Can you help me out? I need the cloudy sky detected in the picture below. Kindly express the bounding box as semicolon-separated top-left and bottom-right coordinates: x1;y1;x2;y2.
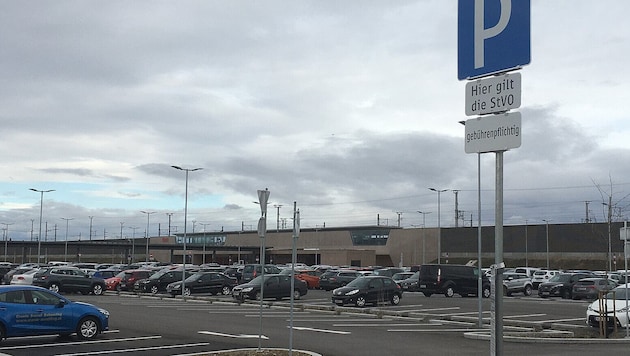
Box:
1;1;629;241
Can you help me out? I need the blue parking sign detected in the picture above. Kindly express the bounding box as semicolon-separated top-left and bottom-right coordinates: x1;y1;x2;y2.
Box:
458;0;531;80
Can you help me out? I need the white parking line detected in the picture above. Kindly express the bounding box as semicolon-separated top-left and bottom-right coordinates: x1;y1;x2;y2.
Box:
290;326;351;334
198;331;269;339
0;335;161;350
56;342;210;356
504;313;547;319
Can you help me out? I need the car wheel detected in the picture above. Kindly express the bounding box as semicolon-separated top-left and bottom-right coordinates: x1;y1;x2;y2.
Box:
0;324;5;342
221;286;231;295
503;286;508;296
355;296;367;307
184;288;191;296
423;292;432;297
524;285;532;296
115;284;121;292
482;286;491;298
444;286;455;298
150;285;159;294
255;292;262;300
49;283;60;293
391;294;401;306
77;317;100;340
92;284;104;296
293;289;302;300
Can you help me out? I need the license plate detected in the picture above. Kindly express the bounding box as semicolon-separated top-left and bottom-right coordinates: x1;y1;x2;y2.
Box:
541;291;549;295
420;284;426;288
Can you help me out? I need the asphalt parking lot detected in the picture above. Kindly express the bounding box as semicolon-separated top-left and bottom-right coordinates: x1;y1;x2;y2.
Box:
2;288;629;356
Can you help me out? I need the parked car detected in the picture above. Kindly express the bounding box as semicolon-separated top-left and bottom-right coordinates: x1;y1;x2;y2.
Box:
232;274;307;301
105;273;123;291
3;267;35;285
92;269;121;280
10;268;40;285
538;272;593;299
32;267;106;295
279;269;321;289
513;267;540;279
418;264;490;298
502;272;533;296
117;269;154;291
222;266;242;282
134;269;192;294
397;271;420;291
319;270;363;291
0;285;109;340
392;272;415;285
586;284;630;330
531;270;560;289
240;264;282;283
332;275;403;307
166;272;237;296
372;267;405;278
571;278;616;300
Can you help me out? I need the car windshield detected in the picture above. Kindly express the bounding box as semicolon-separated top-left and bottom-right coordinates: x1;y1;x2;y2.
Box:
114;271;126;278
549;274;571;283
149;271;168;280
345;277;370;288
607;288;630;299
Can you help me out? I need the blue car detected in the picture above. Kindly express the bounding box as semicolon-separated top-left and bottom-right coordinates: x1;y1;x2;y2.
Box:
0;285;109;341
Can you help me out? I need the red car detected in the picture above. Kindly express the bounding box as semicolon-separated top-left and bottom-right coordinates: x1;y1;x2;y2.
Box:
280;269;321;289
106;269;153;291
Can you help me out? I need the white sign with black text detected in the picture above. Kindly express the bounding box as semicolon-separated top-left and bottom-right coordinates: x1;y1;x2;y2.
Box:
465;72;521;116
464;112;522;153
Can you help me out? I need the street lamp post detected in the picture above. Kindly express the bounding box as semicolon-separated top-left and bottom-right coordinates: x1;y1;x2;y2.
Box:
543;219;551;269
128;226;139;263
60;218;73;262
172;165;203;299
417;211;431;264
1;223;14;262
140;211;156;262
30;188;55;264
200;223;211;265
429;188;448;264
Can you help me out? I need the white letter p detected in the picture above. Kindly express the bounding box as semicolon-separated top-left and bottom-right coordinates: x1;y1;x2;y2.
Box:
474;0;512;69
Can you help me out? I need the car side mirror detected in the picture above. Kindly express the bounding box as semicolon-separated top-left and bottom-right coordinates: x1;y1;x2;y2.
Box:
57;299;67;308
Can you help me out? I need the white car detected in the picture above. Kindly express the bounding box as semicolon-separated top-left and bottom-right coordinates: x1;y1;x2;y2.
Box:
10;268;39;285
531;270;560;289
586;285;630;329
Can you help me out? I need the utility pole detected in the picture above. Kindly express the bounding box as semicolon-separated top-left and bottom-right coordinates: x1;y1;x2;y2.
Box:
453;190;460;228
274;204;283;232
584;201;591;223
88;216;94;241
166;213;173;236
396;212;403;227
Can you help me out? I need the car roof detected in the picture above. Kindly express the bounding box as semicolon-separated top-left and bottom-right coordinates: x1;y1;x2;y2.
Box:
0;285;55;293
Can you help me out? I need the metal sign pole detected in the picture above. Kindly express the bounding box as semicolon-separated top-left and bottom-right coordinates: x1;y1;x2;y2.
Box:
492;151;504;356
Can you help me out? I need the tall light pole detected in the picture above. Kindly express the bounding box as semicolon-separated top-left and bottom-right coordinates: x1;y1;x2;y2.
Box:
60;218;73;262
140;211;156;262
172;165;203;299
543;219;551;269
274;204;282;232
1;223;14;262
30;188;55;264
429;188;448;264
128;226;139;263
417;211;431;264
199;222;211;265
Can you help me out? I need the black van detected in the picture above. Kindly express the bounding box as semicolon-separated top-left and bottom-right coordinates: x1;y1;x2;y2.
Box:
418;264;490;298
